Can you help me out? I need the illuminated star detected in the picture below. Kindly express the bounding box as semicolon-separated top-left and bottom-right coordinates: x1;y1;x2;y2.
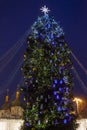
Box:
40;5;50;15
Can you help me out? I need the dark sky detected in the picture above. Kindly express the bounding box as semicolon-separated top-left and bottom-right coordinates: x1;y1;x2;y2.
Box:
0;0;87;104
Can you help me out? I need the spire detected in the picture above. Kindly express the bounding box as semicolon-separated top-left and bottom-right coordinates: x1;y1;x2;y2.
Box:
16;90;20;100
1;89;10;110
5;89;9;103
11;85;22;107
16;85;20;100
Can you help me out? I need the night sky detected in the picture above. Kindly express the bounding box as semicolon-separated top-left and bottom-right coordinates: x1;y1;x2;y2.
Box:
0;0;87;104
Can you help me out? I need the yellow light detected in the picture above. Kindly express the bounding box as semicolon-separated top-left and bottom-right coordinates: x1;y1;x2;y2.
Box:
27;102;30;106
6;95;9;102
24;98;26;101
73;97;82;114
16;91;20;99
73;97;82;104
33;68;37;71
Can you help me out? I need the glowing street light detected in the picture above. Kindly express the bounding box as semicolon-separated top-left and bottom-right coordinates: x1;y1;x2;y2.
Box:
73;97;82;114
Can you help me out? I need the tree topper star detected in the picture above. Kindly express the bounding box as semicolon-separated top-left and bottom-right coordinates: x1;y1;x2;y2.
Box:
40;5;50;15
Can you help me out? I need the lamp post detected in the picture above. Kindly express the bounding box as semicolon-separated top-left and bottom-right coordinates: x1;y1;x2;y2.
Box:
73;97;82;115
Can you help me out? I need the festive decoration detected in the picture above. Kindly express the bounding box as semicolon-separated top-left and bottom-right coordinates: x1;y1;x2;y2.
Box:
21;5;78;130
40;5;50;15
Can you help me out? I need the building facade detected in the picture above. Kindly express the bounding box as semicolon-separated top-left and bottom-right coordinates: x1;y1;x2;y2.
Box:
0;90;24;119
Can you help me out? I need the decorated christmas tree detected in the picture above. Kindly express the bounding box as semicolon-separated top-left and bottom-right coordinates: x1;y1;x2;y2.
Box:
21;6;77;130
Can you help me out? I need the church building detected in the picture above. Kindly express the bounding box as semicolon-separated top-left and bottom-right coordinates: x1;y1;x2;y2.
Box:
0;89;24;119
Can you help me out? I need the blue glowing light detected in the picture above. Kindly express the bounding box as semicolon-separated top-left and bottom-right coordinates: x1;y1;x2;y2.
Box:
64;119;67;124
62;97;65;100
39;111;42;114
57;106;61;111
54;79;58;84
25;122;30;127
62;47;65;51
54;91;57;95
52;41;55;45
69;116;72;121
56;95;60;99
65;113;69;117
51;34;54;39
60;80;63;84
48;24;50;28
59;87;62;91
60;43;62;47
34;30;38;34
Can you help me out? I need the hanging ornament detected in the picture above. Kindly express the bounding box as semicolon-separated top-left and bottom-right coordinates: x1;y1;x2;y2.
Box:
36;80;38;83
59;87;62;92
40;95;43;99
54;79;58;84
45;98;47;103
38;120;41;125
56;95;60;100
45;119;48;123
57;106;61;111
59;79;63;84
40;104;43;110
33;67;37;71
65;113;69;117
57;51;60;55
63;119;67;124
39;111;42;114
50;59;52;63
51;41;55;45
51;52;54;55
54;91;57;95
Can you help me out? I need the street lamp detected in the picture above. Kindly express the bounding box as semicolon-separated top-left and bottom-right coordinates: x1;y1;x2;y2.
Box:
73;97;82;114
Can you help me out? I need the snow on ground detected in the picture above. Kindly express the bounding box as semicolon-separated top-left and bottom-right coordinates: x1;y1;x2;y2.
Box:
0;119;87;130
77;119;87;130
0;119;23;130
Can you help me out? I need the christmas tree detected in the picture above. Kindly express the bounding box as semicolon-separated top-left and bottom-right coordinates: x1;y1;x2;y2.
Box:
21;6;77;130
